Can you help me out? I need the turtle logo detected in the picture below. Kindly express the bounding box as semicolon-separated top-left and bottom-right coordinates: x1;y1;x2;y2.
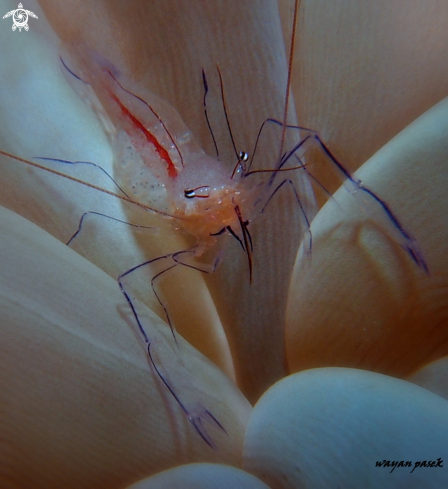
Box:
3;3;38;32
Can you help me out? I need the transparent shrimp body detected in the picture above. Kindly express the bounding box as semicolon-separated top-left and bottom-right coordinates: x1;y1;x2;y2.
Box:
65;45;264;259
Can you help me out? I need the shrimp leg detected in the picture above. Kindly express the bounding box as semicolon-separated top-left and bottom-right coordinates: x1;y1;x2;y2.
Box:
66;211;154;246
68;208;228;447
34;156;130;198
66;207;228;447
118;251;226;448
250;119;428;272
260;178;314;257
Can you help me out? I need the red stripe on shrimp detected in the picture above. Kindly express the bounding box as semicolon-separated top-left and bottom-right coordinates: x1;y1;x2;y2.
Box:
108;90;178;179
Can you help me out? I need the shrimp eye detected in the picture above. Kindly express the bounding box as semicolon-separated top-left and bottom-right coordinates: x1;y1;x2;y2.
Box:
239;151;249;162
184;186;210;199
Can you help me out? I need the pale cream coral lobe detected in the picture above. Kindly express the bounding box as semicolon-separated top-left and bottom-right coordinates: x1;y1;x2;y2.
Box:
242;368;448;489
126;463;271;489
286;97;448;377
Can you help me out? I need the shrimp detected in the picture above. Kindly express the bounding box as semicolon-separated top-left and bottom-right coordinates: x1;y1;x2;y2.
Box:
0;0;428;450
60;45;267;273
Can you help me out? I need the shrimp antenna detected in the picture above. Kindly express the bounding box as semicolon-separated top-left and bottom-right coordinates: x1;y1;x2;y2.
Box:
216;66;239;160
277;0;300;167
202;69;220;159
0;150;178;219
